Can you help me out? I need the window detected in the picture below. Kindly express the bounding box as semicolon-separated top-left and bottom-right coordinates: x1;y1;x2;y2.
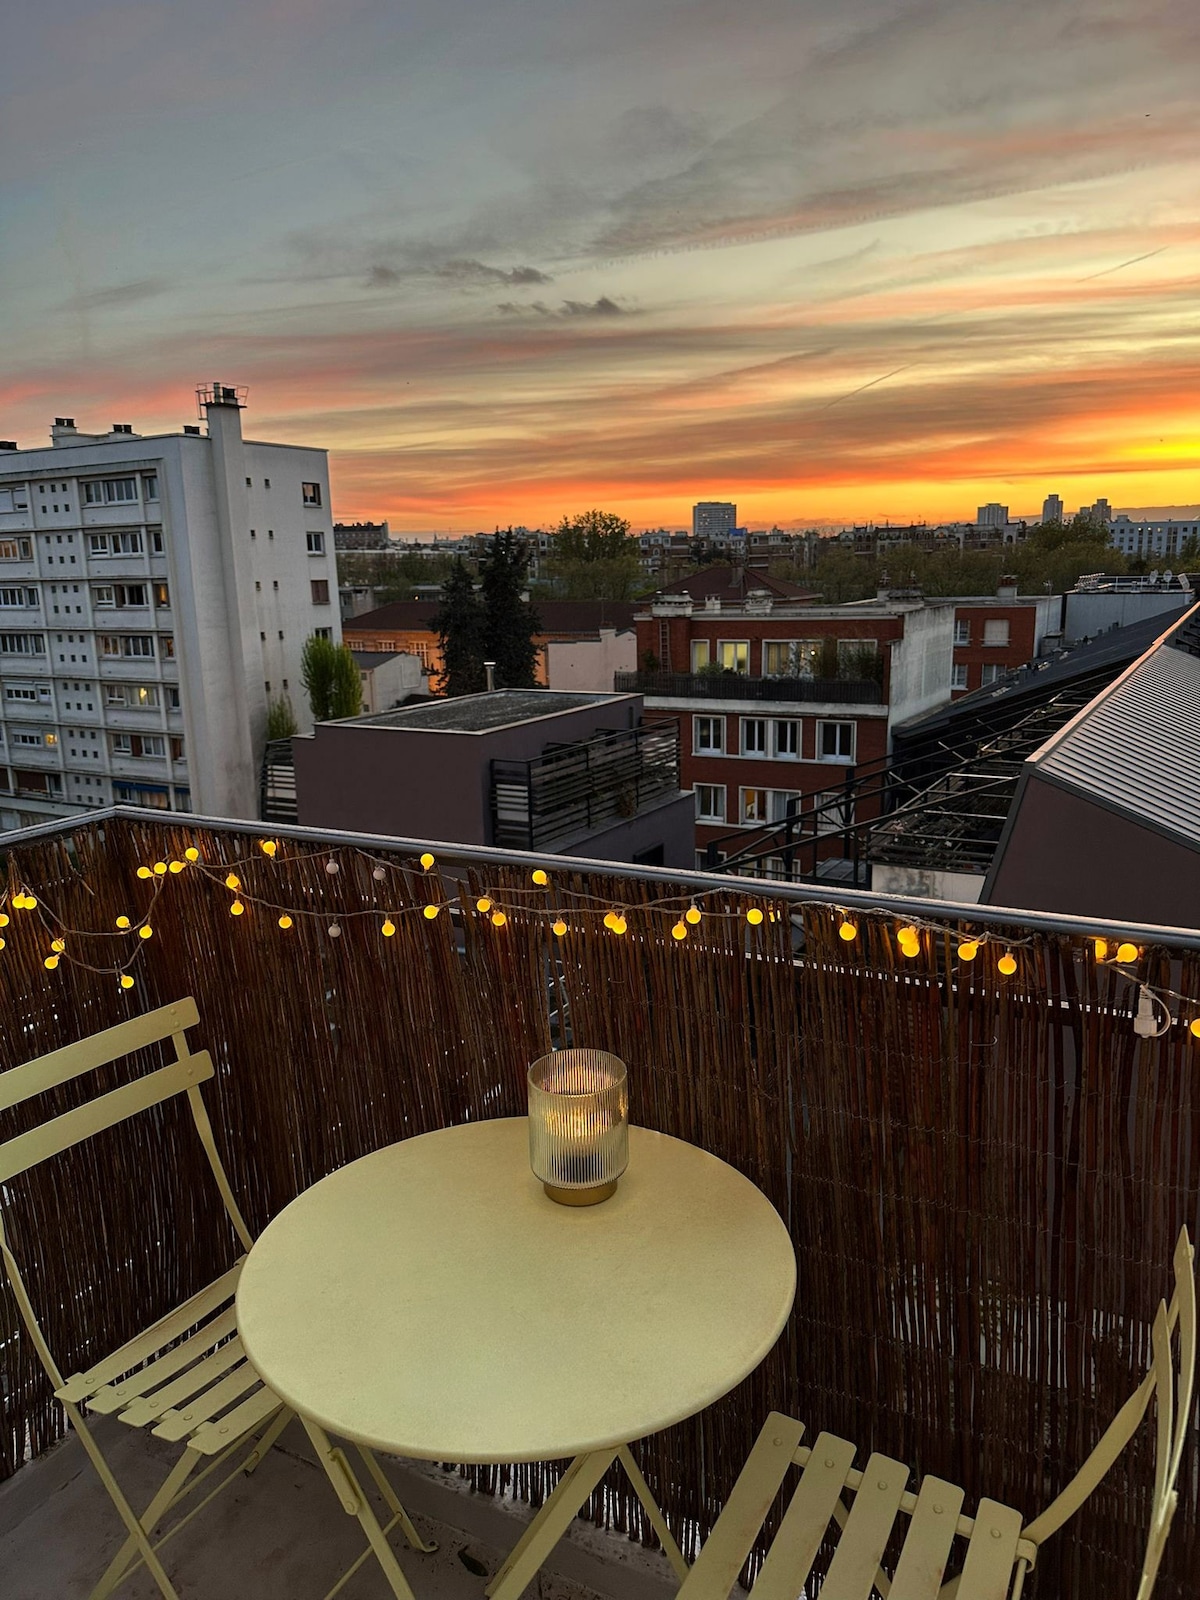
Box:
143;475;159;501
766;789;801;823
0;538;33;561
693;715;724;754
88;530;143;556
170;735;185;761
112;781;170;808
5;685;39;703
954;620;971;646
166;686;180;709
112;733;165;758
695;784;726;821
773;720;799;758
0;632;45;655
306;531;325;554
93;583;147;608
153;583;169;608
0;587;37;607
763;639;822;678
302;482;322;507
981;663;1002;686
100;634;155;658
84;477;138;504
0;488;31;513
741;717;767;755
245;477;253;487
837;638;878;673
161;635;175;659
106;684;159;709
817;720;855;762
310;578;330;605
12;730;44;747
951;663;969;691
716;640;748;673
150;527;164;553
314;626;332;639
983;619;1010;647
741;788;767;823
690;639;711;672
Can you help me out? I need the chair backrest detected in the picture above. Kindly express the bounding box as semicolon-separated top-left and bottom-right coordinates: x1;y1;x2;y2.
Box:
1022;1225;1196;1599
0;999;254;1383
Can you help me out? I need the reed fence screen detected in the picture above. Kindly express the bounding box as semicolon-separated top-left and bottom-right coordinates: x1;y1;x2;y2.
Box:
1;812;1197;1598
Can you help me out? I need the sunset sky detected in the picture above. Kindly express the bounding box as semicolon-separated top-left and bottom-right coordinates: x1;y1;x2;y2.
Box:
3;0;1200;531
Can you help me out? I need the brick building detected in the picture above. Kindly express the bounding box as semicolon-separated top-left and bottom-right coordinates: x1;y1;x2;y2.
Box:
947;587;1059;697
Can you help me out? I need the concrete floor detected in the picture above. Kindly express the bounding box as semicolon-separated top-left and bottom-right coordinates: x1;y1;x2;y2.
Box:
0;1418;681;1600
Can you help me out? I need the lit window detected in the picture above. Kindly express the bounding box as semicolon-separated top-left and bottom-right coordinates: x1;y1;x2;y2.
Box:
764;640;821;678
302;482;322;507
741;788;767;823
690;639;711;672
716;640;748;673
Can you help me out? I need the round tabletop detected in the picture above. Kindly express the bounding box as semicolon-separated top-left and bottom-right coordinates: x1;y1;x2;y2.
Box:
236;1118;796;1464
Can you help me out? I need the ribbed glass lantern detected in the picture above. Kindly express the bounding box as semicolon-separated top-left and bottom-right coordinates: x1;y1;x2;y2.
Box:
528;1049;629;1206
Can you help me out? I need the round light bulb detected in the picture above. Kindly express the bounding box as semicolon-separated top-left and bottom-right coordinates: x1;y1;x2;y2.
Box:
476;897;493;913
136;867;152;880
184;846;200;863
372;866;386;882
168;860;184;874
1116;941;1139;963
152;862;166;876
603;911;618;930
838;920;858;941
420;852;435;870
532;869;549;886
51;938;65;953
260;840;277;856
672;921;687;940
551;918;567;937
958;940;979;961
230;900;245;916
1093;937;1108;961
0;937;5;950
747;908;765;926
491;910;507;927
120;974;135;990
381;919;396;937
278;914;293;930
328;922;341;937
44;955;59;971
1190;1018;1200;1039
423;904;440;920
139;925;153;940
898;925;918;944
23;895;37;910
685;906;702;925
116;915;131;929
225;873;240;891
998;953;1017;976
325;859;340;875
0;913;8;927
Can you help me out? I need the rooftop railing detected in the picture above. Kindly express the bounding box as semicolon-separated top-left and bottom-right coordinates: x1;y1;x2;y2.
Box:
1;806;1198;1597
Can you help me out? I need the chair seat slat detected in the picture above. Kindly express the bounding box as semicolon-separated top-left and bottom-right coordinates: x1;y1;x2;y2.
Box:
956;1500;1024;1600
0;1000;200;1110
56;1261;243;1402
751;1432;858;1600
117;1336;248;1427
888;1476;966;1600
677;1412;806;1597
151;1363;263;1442
88;1307;239;1413
821;1451;909;1600
188;1387;285;1458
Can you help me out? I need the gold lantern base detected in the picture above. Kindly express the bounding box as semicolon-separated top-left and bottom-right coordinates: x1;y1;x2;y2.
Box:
543;1179;618;1207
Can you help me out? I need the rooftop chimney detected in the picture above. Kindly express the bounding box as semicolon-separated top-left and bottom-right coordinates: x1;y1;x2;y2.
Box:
0;441;16;452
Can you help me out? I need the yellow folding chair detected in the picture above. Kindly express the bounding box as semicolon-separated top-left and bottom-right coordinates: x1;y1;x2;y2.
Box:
2;998;318;1597
678;1227;1195;1600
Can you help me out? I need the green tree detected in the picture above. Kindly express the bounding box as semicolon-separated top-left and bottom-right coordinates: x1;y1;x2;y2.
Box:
543;509;640;601
810;545;880;604
301;635;364;722
265;694;298;740
480;529;542;688
430;559;487;696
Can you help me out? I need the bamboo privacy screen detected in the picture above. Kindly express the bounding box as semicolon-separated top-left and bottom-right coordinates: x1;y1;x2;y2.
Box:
0;813;1197;1598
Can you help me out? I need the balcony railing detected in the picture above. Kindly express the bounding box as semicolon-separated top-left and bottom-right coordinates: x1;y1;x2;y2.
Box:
0;806;1198;1598
614;670;884;704
491;723;680;850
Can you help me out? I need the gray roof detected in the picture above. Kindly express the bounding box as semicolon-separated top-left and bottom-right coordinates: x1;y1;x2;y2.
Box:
1030;607;1200;847
345;689;629;733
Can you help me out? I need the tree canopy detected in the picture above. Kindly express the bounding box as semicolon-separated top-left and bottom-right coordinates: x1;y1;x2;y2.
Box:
430;558;487;696
301;635;363;722
432;535;543;694
543;509;642;600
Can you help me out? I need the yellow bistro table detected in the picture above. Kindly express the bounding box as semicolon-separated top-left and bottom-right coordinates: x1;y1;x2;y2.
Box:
236;1118;797;1600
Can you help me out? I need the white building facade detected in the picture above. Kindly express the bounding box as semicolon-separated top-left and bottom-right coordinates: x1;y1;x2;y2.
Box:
1108;515;1200;561
0;385;337;831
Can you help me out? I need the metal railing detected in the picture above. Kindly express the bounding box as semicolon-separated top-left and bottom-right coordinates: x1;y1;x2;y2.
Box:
614;671;884;705
491;723;680;851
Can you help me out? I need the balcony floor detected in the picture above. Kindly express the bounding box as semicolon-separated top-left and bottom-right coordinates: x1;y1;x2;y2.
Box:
0;1419;679;1600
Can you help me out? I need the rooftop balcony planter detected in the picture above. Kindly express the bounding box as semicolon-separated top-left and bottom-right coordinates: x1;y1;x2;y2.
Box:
615;670;884;704
0;807;1197;1597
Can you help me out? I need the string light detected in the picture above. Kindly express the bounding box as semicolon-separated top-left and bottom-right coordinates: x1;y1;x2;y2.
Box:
50;938;65;953
168;860;185;874
956;939;979;961
230;900;245;917
1093;938;1108;961
0;913;8;927
1191;1019;1200;1039
44;955;59;971
325;859;340;876
423;904;440;920
328;923;342;938
381;918;396;937
139;925;153;940
115;915;131;929
184;847;200;863
491;910;508;927
672;921;687;940
1116;941;1139;964
372;866;386;882
420;853;435;870
260;840;278;857
997;952;1017;976
552;918;567;937
136;867;152;881
153;862;168;876
897;925;920;957
278;914;293;930
685;906;702;925
746;908;765;926
532;869;549;886
23;895;38;909
120;974;135;990
838;917;858;942
603;911;619;931
476;897;493;913
612;915;627;935
225;873;241;891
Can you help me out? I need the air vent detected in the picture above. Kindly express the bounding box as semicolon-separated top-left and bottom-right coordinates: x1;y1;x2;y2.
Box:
111;423;133;434
183;425;201;436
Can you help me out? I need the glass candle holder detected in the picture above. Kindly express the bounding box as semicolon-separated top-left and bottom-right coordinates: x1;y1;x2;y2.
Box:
528;1049;629;1206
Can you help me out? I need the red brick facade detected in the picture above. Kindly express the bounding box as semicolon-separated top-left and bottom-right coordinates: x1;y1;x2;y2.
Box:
950;603;1041;698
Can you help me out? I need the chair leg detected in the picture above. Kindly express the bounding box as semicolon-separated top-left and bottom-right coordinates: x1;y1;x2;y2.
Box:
354;1445;438;1552
89;1447;202;1600
301;1418;420;1600
63;1404;184;1600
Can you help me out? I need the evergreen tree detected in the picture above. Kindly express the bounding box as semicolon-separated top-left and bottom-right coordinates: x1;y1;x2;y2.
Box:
480;529;542;688
431;559;486;696
301;635;364;721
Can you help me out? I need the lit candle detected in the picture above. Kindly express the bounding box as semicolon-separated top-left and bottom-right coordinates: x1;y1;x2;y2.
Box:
528;1049;629;1206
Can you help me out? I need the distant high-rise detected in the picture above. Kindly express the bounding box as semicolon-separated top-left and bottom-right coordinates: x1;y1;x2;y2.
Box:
1090;497;1112;524
977;502;1009;528
693;501;737;540
1042;493;1064;524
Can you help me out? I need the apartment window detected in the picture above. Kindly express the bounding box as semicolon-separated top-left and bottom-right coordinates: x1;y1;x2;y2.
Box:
314;626;332;639
837;638;878;672
306;531;325;554
112;733;165;758
763;639;821;678
0;632;45;655
983;619;1010;647
170;736;185;761
741;717;767;755
5;685;39;703
143;475;159;501
716;640;748;673
12;731;44;747
817;720;855;762
88;530;143;556
92;583;147;608
0;488;31;514
310;579;330;605
154;583;170;608
766;789;801;823
951;663;969;691
690;639;711;672
0;538;33;561
166;686;181;710
954;620;971;646
302;482;322;507
83;477;138;504
100;634;154;658
773;720;799;758
150;527;164;553
0;587;37;607
112;782;170;809
246;477;253;487
741;788;767;824
693;715;724;754
980;663;1002;686
695;784;726;822
161;635;175;659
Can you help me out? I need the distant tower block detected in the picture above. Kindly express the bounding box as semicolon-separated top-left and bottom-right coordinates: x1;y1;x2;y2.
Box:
976;502;1009;528
693;501;737;539
1042;493;1064;524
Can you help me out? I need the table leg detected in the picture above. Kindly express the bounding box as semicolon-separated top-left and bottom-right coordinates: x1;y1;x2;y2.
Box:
301;1419;420;1600
616;1445;689;1582
485;1449;618;1600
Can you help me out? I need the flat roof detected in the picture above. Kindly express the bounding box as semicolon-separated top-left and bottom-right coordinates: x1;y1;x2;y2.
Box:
343;690;629;733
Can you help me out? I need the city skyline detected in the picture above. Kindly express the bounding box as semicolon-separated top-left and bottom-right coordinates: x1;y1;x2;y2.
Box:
4;0;1200;532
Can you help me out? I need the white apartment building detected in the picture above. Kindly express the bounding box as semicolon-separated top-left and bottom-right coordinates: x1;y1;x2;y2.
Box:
0;384;337;831
692;502;738;540
1108;515;1200;561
